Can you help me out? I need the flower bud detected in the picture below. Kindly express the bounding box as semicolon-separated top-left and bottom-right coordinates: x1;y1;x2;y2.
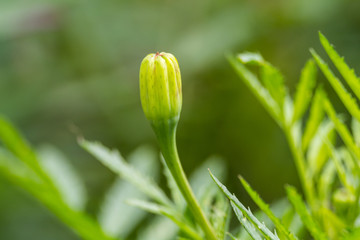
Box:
139;52;182;123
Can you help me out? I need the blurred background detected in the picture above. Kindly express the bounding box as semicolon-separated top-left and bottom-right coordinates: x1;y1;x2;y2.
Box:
0;0;360;239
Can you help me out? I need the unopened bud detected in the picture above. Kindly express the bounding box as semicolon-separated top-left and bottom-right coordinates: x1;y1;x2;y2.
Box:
139;52;182;123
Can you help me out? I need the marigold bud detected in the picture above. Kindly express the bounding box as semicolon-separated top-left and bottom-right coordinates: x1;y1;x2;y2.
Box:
139;52;182;123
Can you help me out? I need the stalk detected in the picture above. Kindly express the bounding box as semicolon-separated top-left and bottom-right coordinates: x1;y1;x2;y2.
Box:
153;118;218;240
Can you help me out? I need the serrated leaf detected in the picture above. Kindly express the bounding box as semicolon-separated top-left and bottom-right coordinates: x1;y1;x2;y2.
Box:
79;138;171;207
228;55;281;124
99;146;158;238
127;199;202;240
319;32;360;100
323;99;360;163
260;63;287;108
302;88;325;151
293;59;317;123
238;52;287;109
239;176;298;240
210;171;280;240
311;49;360;122
231;201;263;240
285;185;327;240
37;144;87;211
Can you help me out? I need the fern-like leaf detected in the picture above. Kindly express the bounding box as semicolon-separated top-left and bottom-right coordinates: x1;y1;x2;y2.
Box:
239;176;298;240
285;185;327;240
319;32;360;100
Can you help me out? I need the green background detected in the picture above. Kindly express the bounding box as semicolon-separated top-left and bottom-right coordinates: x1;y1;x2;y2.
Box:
0;0;359;239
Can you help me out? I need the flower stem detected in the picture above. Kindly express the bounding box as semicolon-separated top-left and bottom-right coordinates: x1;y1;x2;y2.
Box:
152;118;218;240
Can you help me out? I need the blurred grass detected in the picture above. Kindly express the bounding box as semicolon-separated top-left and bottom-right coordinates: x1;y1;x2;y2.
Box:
0;0;360;239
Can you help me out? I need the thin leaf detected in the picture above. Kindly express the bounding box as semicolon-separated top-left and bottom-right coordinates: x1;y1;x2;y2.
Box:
325;142;356;194
127;199;202;240
37;144;87;211
293;59;317;123
319;32;360;100
311;49;360;122
210;171;280;240
228;55;281;124
318;161;337;205
352;117;360;147
239;176;298;240
285;185;327;240
323;99;360;163
79;138;172;206
307;119;334;176
99;146;158;238
302;88;325;151
231;201;263;240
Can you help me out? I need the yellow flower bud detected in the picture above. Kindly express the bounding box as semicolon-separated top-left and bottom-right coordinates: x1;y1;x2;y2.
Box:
139;52;182;123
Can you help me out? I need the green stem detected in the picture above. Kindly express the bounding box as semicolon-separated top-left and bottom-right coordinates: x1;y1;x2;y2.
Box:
152;119;218;240
284;126;316;210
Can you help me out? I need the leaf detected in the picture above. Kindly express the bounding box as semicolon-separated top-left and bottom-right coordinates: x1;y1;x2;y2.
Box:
210;171;280;240
210;192;230;240
293;59;317;123
323;98;360;163
127;199;202;240
190;156;227;206
228;54;282;124
318;161;337;204
302;88;326;151
285;185;327;240
0;150;115;240
325;142;356;194
239;176;298;240
231;201;263;240
99;146;158;238
237;52;265;64
311;49;360;122
307;119;334;176
0;116;51;184
260;63;287;108
79;138;172;206
137;216;178;240
319;207;348;239
238;52;287;109
352;117;360;147
37;144;87;211
319;32;360;101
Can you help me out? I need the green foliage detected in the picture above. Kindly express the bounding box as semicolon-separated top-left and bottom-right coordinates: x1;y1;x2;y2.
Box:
225;33;360;240
2;32;360;240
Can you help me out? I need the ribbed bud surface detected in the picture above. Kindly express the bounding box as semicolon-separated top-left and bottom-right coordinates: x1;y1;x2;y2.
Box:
140;52;182;122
